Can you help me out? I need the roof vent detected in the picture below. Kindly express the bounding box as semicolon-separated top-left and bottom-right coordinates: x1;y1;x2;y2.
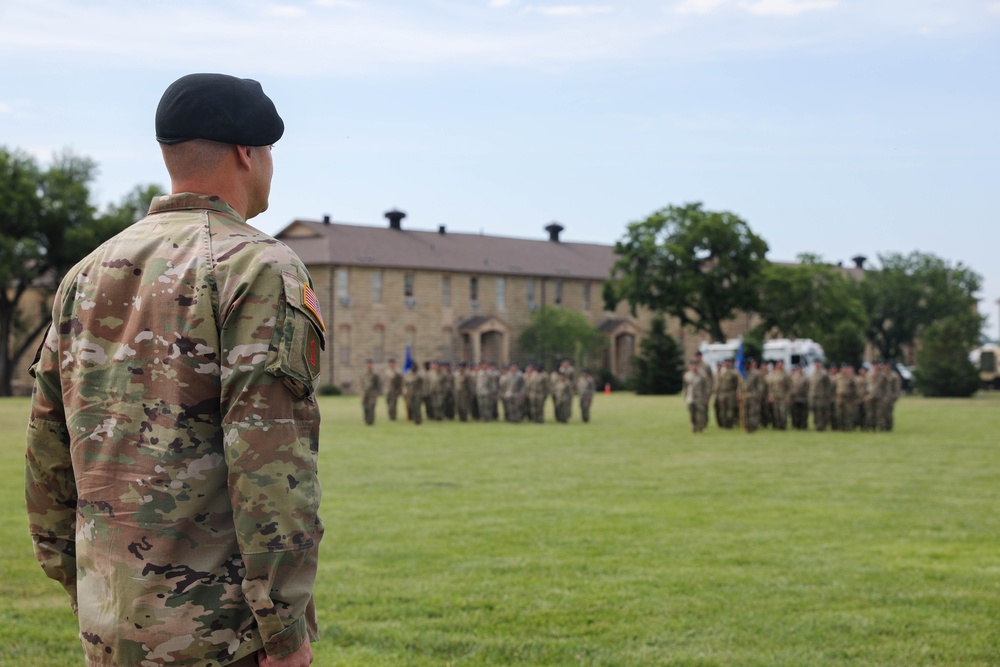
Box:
851;254;867;270
323;214;331;224
438;225;446;235
385;208;407;231
545;222;564;243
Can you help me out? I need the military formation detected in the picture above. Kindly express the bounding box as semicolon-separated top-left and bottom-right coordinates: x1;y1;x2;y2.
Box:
360;358;597;425
686;355;903;434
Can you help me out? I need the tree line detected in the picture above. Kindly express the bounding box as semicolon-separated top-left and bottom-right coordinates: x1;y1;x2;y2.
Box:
0;146;163;395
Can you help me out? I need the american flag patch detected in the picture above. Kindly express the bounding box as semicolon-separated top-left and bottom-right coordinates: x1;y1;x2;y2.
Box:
303;283;326;331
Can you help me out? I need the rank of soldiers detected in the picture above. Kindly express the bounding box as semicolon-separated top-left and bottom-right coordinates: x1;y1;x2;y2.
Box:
684;354;903;434
359;358;597;425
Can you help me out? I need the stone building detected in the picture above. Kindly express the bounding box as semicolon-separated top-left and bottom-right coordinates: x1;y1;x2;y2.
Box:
275;210;658;393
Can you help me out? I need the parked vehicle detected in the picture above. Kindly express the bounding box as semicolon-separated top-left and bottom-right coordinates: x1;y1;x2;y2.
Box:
699;338;826;376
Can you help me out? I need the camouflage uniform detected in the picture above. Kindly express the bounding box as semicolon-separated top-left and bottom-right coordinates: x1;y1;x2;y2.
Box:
808;364;832;431
576;372;596;423
383;364;403;421
403;367;423;425
742;364;764;433
766;364;792;430
683;365;709;432
789;368;810;430
715;364;740;429
476;366;493;423
359;365;381;425
552;372;573;423
882;365;902;431
25;193;324;667
526;367;548;423
453;365;473;422
835;368;859;431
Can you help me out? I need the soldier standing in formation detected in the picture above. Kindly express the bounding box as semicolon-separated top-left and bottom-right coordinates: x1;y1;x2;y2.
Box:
577;368;596;423
454;361;473;422
835;365;859;431
715;358;740;428
403;363;424;425
808;359;832;431
525;363;548;423
683;359;709;433
742;358;764;432
383;357;403;421
359;358;381;426
552;370;573;423
789;365;810;430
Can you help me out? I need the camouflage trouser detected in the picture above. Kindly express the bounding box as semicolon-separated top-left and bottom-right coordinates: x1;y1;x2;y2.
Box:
743;397;761;432
717;394;737;428
688;402;707;432
386;390;400;420
456;393;470;422
836;399;856;431
478;393;493;422
791;402;809;430
555;398;571;423
579;395;592;423
878;399;894;431
407;394;423;424
530;396;546;423
811;401;830;431
770;401;788;430
864;398;878;430
363;398;376;425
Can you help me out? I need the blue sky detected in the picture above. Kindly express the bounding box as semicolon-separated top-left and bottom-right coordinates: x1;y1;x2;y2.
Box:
3;0;998;338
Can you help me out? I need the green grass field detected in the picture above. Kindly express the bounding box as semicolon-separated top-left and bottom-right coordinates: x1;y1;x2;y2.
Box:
2;392;998;666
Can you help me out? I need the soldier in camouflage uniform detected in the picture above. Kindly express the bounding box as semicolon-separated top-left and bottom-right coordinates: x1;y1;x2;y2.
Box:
835;365;859;431
766;359;792;430
403;363;424;425
577;368;596;423
808;360;832;431
453;362;473;422
359;358;381;425
383;358;403;421
741;358;764;433
715;359;740;429
683;359;709;433
525;364;548;423
442;363;456;420
880;361;902;431
476;362;493;423
25;74;321;667
789;365;810;430
552;371;573;423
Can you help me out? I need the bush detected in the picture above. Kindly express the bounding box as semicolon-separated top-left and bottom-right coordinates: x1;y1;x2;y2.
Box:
629;314;684;395
318;384;342;396
913;319;980;397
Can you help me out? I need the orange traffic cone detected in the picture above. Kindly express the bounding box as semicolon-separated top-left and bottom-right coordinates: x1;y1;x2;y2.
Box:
604;382;611;394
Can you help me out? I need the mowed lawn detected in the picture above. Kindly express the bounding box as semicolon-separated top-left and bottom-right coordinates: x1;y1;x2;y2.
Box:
1;392;998;666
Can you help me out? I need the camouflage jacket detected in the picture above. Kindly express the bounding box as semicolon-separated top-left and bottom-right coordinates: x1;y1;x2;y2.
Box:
25;193;325;667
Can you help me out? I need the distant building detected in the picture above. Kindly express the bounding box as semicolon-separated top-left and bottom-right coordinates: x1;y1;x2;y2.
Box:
275;211;657;393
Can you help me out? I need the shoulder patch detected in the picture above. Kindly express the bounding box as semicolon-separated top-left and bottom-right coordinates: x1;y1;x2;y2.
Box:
303;283;325;331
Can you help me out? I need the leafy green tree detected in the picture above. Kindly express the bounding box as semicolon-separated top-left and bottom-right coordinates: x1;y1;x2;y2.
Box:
603;202;769;342
519;306;606;371
858;252;982;362
913;319;980;397
822;320;866;367
755;255;866;344
629;314;684;395
0;145;163;395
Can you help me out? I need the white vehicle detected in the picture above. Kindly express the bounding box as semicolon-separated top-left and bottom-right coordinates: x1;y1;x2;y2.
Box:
699;338;826;376
970;344;1000;389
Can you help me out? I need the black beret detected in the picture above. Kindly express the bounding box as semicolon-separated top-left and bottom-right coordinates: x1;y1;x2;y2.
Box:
156;73;284;146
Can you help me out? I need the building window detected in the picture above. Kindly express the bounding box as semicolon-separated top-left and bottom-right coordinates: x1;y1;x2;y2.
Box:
404;272;414;298
583;282;591;311
442;275;451;307
554;280;563;305
338;325;351;365
336;268;349;305
373;325;385;363
373;271;382;304
496;277;506;310
527;279;536;310
470;276;479;305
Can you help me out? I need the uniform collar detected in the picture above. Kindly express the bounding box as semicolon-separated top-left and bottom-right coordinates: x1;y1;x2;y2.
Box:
147;192;243;220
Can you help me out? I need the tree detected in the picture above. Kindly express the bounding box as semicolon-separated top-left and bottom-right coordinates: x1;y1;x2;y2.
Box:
629;314;684;395
519;306;607;371
822;320;866;367
857;252;983;362
603;202;769;342
0;145;164;395
755;255;866;344
913;319;980;397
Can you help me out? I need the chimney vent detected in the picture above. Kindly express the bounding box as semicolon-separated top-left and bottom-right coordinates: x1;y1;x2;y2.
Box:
439;225;446;235
545;222;564;243
851;254;867;270
385;208;406;230
323;214;331;225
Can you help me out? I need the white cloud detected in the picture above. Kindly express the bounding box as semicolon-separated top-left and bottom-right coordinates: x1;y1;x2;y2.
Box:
741;0;838;17
265;4;308;18
987;2;1000;16
489;0;513;7
0;101;12;114
530;4;615;17
675;0;731;15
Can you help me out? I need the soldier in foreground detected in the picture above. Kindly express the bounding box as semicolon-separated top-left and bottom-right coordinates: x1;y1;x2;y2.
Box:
683;358;709;433
25;74;321;666
577;368;596;423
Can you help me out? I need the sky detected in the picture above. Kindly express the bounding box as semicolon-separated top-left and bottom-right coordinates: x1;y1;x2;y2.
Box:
2;0;998;339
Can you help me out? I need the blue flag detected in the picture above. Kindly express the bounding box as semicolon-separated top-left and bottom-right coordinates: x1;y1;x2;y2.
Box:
735;339;746;378
403;345;414;373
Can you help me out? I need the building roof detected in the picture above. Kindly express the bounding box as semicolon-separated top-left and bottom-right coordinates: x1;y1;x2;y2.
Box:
275;219;616;280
